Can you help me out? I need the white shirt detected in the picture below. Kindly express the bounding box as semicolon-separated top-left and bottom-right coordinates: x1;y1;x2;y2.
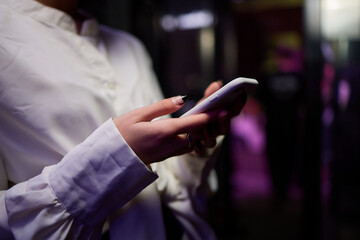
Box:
0;0;217;239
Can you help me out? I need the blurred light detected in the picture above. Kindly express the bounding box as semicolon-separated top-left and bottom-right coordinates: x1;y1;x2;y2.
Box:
199;28;215;83
321;0;360;39
160;10;214;32
200;28;215;49
160;15;177;32
324;0;341;10
178;11;213;30
338;79;350;111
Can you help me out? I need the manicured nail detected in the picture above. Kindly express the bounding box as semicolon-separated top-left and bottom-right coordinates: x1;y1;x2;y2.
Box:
173;94;192;105
181;94;192;103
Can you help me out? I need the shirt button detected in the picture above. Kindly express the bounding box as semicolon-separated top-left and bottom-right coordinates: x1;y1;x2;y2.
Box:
107;82;116;89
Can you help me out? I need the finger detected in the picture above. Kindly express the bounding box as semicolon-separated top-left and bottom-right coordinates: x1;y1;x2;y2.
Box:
200;80;223;102
182;129;204;140
167;134;195;157
203;124;217;148
133;96;188;122
217;110;231;135
170;111;218;135
171;145;194;157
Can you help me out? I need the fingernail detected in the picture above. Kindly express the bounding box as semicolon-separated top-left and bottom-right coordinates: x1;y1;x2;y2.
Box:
181;94;192;103
173;94;192;105
216;80;224;88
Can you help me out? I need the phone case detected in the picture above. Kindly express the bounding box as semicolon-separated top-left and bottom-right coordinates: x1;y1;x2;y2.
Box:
181;77;258;117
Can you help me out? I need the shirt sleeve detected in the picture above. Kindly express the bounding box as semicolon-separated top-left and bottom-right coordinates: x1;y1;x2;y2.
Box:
1;119;158;240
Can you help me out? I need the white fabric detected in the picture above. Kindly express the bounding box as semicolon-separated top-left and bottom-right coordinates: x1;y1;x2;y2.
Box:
0;0;217;239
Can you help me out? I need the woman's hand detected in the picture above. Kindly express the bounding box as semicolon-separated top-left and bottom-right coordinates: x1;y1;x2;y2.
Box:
113;96;216;165
193;81;247;153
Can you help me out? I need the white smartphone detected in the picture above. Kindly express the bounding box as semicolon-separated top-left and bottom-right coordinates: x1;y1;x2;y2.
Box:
180;77;258;117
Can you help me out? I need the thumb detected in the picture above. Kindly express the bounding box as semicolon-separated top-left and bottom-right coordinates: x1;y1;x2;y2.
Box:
134;95;190;122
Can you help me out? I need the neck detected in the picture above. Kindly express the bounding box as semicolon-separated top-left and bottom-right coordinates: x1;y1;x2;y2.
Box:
35;0;79;18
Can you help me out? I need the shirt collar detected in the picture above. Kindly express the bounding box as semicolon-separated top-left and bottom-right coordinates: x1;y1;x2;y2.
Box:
3;0;99;37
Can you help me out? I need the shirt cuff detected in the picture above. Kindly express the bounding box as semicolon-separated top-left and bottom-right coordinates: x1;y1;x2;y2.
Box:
49;118;158;227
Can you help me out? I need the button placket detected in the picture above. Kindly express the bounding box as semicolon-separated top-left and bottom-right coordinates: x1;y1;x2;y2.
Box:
78;39;119;100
